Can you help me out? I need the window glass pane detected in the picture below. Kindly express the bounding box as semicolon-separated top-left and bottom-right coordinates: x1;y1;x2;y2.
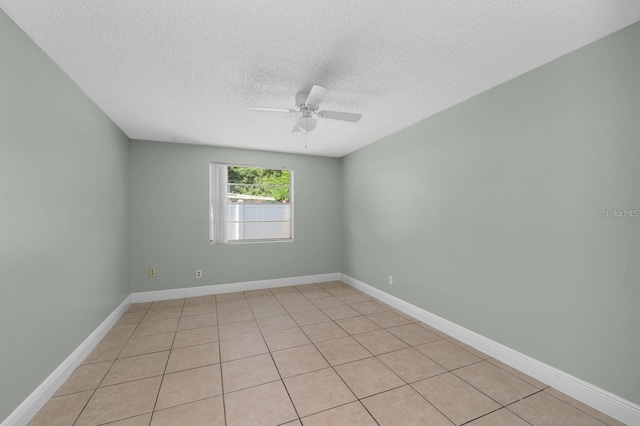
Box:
228;204;291;222
214;165;292;242
227;167;291;203
228;221;291;240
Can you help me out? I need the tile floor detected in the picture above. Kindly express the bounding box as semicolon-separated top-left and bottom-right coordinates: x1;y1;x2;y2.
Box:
29;281;625;426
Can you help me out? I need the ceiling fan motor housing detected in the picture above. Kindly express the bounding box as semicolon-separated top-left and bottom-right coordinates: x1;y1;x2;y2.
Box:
295;91;311;110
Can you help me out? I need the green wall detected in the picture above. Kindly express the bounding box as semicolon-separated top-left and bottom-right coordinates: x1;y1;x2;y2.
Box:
130;140;342;292
2;3;638;420
0;10;131;420
341;22;640;404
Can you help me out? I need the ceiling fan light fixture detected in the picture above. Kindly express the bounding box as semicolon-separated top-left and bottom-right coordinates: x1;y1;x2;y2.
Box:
296;115;317;132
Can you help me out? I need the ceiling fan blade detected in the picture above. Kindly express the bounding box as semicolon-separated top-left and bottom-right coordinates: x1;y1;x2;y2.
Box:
317;110;362;122
304;85;329;109
248;107;293;113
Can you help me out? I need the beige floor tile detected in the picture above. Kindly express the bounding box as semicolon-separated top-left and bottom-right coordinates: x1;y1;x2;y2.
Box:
321;304;360;320
225;380;297;425
244;289;274;298
301;321;348;342
351;301;389;315
311;296;345;309
338;293;370;304
28;390;93;426
367;311;412;328
418;322;451;338
37;286;620;426
120;332;175;358
217;307;254;324
276;293;309;304
181;302;216;317
102;351;169;386
315;336;372;366
132;317;179;338
216;291;246;302
263;327;311;351
83;339;127;364
283;300;318;314
105;413;152;425
299;289;331;300
290;309;331;326
217;299;249;312
156;365;222;410
448;338;490;359
256;314;298;332
218;319;260;340
353;329;409;355
326;287;355;296
316;280;344;289
509;391;607;426
172;326;218;348
466;408;530;426
116;311;145;326
413;372;500;425
284;368;356;417
150;396;224;426
166;342;220;373
272;344;330;378
102;323;137;342
247;294;280;305
151;299;185;309
392;308;420;322
377;347;446;383
415;339;482;370
270;286;300;294
301;401;378;426
251;304;288;318
142;307;183;322
335;316;381;335
454;361;538;405
183;294;216;306
75;377;161;425
387;323;442;345
252;297;287;306
544;388;626;426
294;283;322;291
177;312;217;330
219;334;268;362
362;385;454;426
54;361;111;396
335;357;404;398
222;353;280;392
126;302;152;313
487;358;547;389
276;293;307;304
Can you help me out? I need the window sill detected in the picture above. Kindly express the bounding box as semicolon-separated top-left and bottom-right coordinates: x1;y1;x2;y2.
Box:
210;238;294;245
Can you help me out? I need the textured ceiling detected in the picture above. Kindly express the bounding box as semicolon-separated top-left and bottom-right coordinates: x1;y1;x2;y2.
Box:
2;1;640;157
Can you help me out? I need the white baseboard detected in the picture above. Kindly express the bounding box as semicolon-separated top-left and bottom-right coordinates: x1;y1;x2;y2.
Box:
5;273;340;425
341;274;640;426
2;296;131;426
9;273;637;426
130;272;341;303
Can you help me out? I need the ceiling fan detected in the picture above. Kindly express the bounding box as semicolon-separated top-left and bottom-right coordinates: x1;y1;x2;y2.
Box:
248;85;362;132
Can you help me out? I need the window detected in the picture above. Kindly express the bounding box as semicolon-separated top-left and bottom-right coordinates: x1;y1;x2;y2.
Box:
210;163;293;243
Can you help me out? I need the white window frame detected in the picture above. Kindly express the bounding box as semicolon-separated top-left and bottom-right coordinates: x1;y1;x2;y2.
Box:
209;163;294;244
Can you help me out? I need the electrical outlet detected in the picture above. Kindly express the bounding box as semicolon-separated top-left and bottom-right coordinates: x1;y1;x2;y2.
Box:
196;270;202;279
149;268;156;277
364;267;368;275
388;275;393;286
